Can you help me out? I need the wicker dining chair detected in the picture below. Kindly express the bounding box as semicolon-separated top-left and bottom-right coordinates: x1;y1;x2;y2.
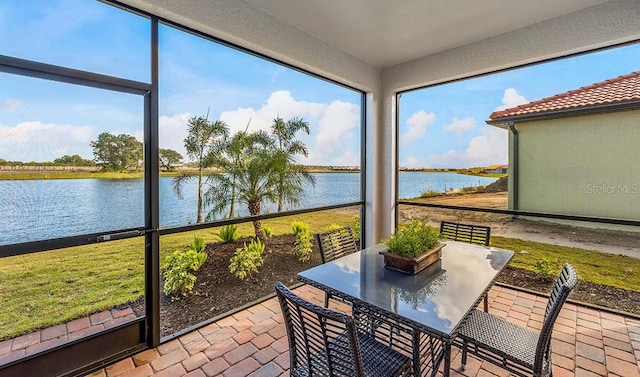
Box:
454;263;578;377
440;221;492;311
439;221;491;246
275;282;413;377
315;226;358;307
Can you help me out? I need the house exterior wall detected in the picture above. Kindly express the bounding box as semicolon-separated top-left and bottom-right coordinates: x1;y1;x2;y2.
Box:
514;110;640;221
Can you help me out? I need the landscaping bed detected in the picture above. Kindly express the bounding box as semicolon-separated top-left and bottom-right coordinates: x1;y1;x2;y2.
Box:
130;234;640;338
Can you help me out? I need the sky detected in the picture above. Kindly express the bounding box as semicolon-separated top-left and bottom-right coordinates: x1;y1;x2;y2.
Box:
1;0;639;169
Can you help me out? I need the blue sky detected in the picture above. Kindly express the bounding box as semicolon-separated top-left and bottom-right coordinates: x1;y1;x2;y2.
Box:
1;0;639;168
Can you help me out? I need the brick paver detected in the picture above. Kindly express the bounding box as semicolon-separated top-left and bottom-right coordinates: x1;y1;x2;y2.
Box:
5;284;639;377
93;285;639;376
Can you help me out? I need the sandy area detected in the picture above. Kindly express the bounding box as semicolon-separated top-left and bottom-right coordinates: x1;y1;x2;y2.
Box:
397;192;640;259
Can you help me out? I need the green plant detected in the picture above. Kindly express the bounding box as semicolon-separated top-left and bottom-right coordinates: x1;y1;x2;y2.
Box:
534;258;559;277
216;224;240;242
262;225;274;238
324;223;342;232
352;215;361;241
162;249;207;297
190;236;206;253
229;238;265;280
292;221;313;262
419;189;441;198
383;220;441;258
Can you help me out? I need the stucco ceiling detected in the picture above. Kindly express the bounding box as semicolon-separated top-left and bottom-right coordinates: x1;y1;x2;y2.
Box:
243;0;610;68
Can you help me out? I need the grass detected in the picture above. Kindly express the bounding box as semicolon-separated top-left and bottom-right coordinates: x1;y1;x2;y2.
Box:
0;210;358;339
491;236;640;291
2;214;637;340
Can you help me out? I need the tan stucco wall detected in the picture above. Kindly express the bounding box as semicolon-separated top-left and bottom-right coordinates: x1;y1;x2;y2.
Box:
514;110;640;221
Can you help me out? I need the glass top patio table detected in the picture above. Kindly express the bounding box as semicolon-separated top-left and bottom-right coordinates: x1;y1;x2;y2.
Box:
297;240;514;376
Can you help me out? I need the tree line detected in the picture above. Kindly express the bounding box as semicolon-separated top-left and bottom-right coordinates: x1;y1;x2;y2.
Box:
90;133;184;172
1;137;183;172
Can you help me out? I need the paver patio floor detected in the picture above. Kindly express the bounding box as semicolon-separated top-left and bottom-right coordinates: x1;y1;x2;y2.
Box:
84;284;640;377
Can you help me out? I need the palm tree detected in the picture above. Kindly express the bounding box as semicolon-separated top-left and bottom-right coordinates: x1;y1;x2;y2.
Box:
270;116;316;212
172;115;229;223
209;119;255;218
204;130;278;240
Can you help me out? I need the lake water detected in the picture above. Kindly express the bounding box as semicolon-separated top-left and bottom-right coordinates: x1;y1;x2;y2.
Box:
0;172;496;245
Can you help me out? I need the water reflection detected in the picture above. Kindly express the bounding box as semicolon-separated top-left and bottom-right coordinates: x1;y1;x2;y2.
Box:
430;249;503;325
299;242;513;335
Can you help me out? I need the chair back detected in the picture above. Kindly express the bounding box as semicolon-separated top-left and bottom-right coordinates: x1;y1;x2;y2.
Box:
315;226;358;263
439;221;491;246
275;282;365;377
534;263;578;375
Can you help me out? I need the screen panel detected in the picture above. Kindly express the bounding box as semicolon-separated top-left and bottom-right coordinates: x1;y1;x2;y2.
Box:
158;23;362;227
0;73;145;245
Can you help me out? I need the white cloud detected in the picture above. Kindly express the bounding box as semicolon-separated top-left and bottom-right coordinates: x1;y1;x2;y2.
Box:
332;150;360;166
0;121;95;162
402;155;430;169
315;100;359;156
219;90;326;135
219;91;359;166
494;88;528;111
0;100;21;111
426;126;508;168
443;117;475;134
401;110;435;145
159;112;192;158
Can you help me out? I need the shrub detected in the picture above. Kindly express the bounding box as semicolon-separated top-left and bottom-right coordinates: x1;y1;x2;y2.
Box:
162;248;207;297
383;220;440;258
229;238;265;280
216;224;240;243
419;189;441;198
324;224;342;232
190;236;206;253
262;225;273;238
352;215;361;241
534;258;559;277
292;221;313;262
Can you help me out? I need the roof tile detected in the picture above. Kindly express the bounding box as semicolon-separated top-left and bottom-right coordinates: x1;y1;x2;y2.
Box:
489;71;640;120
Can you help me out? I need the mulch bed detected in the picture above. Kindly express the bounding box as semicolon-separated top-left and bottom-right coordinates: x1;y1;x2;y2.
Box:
129;235;639;337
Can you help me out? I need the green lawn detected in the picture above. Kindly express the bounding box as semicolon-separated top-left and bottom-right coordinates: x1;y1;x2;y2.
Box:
490;236;640;291
1;216;637;340
0;211;358;339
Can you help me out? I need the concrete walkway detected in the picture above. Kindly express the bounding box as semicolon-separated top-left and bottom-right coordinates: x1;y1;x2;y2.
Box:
84;284;640;377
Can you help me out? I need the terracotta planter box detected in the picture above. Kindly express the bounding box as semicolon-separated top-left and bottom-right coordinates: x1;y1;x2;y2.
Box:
379;243;444;274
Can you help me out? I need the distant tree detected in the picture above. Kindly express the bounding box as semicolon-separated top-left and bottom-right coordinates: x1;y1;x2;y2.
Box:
172;115;229;223
90;132;143;171
53;154;96;166
159;148;183;172
270;116;315;212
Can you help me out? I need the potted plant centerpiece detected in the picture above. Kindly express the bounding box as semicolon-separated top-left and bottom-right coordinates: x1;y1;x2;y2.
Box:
379;220;444;274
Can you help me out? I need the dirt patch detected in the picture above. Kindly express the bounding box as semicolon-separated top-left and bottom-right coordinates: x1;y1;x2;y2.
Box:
479;176;508;193
129;234;639;338
130;235;322;336
399;191;640;259
498;266;640;315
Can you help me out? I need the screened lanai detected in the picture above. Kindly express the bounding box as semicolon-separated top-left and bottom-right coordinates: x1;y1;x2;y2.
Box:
1;1;639;376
